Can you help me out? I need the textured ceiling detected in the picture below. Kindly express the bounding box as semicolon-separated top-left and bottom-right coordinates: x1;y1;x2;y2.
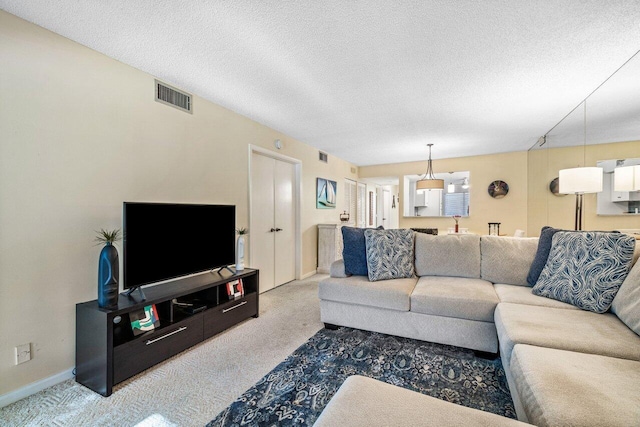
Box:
2;1;640;166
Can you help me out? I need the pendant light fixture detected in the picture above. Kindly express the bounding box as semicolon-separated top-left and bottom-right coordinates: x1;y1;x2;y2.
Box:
416;144;444;192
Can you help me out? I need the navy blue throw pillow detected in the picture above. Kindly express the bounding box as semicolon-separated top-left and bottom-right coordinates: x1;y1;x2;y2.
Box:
342;226;383;276
526;226;561;286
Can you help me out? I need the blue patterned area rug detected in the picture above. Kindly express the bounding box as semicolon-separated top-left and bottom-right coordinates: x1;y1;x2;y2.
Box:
208;327;515;426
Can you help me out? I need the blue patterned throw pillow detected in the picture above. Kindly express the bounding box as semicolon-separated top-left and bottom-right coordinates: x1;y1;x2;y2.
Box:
532;231;635;313
364;229;415;281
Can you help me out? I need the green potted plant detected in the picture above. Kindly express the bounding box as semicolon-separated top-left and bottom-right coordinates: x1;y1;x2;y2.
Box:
95;228;122;308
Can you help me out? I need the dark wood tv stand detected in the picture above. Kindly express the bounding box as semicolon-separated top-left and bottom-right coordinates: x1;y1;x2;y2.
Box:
75;268;259;396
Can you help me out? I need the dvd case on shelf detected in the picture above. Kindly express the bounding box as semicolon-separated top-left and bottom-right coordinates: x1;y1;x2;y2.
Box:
226;279;245;300
130;304;160;336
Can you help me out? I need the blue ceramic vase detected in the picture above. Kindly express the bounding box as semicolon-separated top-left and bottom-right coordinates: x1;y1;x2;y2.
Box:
98;243;119;308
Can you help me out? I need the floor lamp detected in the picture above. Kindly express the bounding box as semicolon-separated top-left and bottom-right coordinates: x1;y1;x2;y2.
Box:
559;167;603;230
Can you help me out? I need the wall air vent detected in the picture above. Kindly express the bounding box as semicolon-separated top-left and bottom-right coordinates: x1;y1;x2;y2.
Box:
155;80;192;113
319;151;328;163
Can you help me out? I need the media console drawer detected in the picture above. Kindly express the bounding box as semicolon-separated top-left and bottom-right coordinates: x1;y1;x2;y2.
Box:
204;292;258;339
113;314;203;384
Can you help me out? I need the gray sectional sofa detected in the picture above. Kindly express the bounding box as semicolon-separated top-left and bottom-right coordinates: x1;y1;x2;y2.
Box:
317;233;640;426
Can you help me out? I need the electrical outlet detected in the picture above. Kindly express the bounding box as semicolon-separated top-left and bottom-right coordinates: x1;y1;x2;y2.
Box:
15;343;31;365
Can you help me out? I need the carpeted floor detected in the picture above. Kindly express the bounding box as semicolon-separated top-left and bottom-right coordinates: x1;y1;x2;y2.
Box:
0;276;326;427
2;275;516;427
208;327;515;426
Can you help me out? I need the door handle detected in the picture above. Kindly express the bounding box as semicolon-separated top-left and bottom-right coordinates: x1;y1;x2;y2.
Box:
275;228;282;232
270;228;276;232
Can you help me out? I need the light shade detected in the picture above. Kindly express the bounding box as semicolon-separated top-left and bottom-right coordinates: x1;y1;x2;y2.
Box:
447;183;455;193
559;167;603;194
416;178;444;191
614;165;640;191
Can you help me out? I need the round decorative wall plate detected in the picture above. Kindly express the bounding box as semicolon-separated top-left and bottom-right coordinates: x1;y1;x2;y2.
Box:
549;177;565;196
488;180;509;199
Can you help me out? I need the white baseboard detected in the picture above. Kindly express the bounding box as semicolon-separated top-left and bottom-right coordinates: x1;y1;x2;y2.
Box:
0;368;74;408
300;270;318;280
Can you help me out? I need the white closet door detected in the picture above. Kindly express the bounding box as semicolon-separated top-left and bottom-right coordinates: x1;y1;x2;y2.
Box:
357;182;366;228
250;154;276;292
250;152;296;293
274;160;295;286
344;179;357;226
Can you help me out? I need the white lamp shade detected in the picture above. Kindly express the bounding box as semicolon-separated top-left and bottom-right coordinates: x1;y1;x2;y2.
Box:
614;165;640;191
448;183;455;193
416;178;444;191
559;167;603;194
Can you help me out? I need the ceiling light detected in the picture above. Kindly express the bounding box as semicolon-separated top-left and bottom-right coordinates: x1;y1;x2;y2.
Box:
462;177;469;189
448;183;455;193
416;144;444;193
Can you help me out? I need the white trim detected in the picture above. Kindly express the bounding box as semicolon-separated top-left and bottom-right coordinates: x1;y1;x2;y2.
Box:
0;367;74;408
248;145;303;281
249;144;301;166
300;270;318;280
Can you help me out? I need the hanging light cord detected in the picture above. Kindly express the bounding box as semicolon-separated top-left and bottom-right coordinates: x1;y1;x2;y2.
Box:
420;144;437;180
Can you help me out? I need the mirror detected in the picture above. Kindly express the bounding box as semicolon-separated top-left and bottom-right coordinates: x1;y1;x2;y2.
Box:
403;171;470;217
527;50;640;233
596;157;640;215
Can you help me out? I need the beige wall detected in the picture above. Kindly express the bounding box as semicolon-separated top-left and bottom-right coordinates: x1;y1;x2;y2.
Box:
528;140;640;234
360;151;529;236
0;11;356;396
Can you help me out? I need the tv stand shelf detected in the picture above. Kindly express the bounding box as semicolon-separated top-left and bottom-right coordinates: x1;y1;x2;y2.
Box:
76;268;259;396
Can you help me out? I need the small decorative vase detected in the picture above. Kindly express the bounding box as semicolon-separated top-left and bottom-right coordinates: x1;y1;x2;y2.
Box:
236;235;245;271
98;243;119;309
454;223;459;233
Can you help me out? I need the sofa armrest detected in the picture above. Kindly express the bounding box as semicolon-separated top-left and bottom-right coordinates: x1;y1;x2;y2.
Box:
330;259;349;278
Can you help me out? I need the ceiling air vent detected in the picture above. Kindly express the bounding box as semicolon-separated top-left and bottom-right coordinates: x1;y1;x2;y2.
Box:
155;80;192;113
319;151;328;163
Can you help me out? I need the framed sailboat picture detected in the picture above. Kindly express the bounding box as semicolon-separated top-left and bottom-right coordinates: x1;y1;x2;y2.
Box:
316;178;337;209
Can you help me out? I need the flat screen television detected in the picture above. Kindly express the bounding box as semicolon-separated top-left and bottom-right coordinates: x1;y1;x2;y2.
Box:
123;202;236;292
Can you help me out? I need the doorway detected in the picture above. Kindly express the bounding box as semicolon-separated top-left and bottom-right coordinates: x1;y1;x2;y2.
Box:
377;188;391;229
249;146;301;293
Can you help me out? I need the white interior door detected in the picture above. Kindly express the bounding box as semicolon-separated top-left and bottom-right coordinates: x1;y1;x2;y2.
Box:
383;190;391;229
251;154;276;292
274;161;295;286
250;151;296;293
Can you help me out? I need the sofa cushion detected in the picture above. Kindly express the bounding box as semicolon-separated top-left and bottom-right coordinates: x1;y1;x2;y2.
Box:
495;303;640;370
318;276;417;312
511;344;640;427
365;229;414;281
480;236;538;286
493;284;578;310
526;226;560;286
414;234;480;278
329;259;348;278
341;226;382;276
532;231;635;313
313;375;528;427
611;255;640;336
411;276;498;322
